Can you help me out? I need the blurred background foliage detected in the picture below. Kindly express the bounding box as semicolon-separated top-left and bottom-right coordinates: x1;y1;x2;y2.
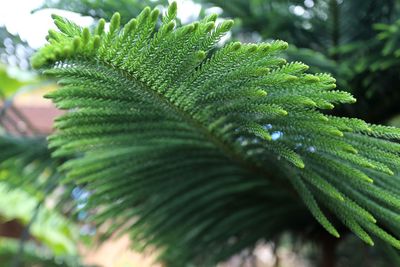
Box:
1;0;400;266
0;182;89;266
36;0;169;24
0;26;34;70
0;66;27;97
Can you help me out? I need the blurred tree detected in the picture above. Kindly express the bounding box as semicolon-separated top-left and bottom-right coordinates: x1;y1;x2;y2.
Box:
36;0;169;24
0;27;34;70
0;182;89;267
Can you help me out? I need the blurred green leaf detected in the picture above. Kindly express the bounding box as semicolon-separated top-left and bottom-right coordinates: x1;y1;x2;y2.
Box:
0;183;79;256
0;65;26;97
0;238;88;267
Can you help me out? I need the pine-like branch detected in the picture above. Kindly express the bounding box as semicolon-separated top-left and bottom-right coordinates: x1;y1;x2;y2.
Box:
30;2;400;266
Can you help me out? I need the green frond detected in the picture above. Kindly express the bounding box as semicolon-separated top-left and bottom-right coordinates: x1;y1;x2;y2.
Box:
287;173;340;238
30;3;400;266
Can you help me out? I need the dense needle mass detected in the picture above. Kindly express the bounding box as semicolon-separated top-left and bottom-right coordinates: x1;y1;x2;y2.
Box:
31;2;400;266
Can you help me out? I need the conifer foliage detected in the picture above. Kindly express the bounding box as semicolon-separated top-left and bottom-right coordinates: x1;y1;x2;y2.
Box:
32;2;400;266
